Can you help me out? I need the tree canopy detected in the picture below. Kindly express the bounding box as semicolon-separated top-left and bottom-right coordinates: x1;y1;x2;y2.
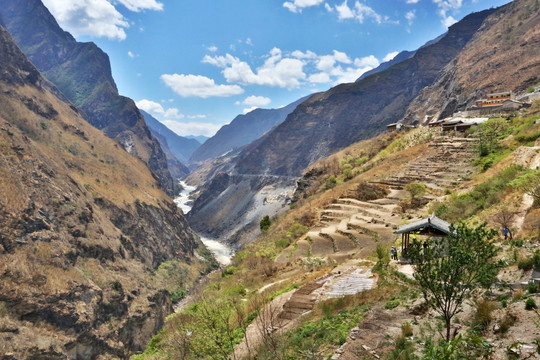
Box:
409;223;502;341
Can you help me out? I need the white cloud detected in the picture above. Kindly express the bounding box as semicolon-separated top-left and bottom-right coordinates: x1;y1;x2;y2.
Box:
207;45;218;52
325;3;333;12
42;0;129;40
334;0;383;23
442;15;457;27
242;95;272;107
243;106;258;114
136;99;165;114
204;48;380;87
42;0;163;40
116;0;163;12
161;120;223;137
405;10;416;25
136;99;186;119
161;74;244;98
283;0;324;13
406;0;419;3
432;0;462;27
383;51;399;62
128;51;135;58
203;48;306;89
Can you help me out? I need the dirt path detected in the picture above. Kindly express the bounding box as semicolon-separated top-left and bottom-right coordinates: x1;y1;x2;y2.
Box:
233;260;377;359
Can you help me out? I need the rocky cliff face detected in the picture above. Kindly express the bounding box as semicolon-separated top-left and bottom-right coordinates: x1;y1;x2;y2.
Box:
234;8;496;177
0;0;179;196
0;25;203;359
403;0;540;123
189;96;309;164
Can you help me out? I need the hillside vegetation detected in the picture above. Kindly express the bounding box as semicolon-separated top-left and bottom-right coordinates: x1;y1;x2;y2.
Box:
133;98;540;359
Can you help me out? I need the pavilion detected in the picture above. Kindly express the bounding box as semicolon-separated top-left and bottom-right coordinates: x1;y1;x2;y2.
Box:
395;215;452;256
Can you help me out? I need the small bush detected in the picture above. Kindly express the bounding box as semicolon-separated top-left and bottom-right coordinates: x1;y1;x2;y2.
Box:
324;176;337;189
529;283;539;294
260;215;271;231
525;298;537;310
171;287;187;303
401;321;413;337
471;298;497;331
352;182;389;201
385;299;400;309
497;312;516;334
275;238;290;248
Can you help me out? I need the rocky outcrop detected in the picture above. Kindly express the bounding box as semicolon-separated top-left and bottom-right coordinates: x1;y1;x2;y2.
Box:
0;25;201;359
0;0;179;196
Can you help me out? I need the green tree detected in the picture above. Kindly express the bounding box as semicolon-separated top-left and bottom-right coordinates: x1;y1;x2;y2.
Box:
409;223;502;341
260;215;271;232
404;182;426;200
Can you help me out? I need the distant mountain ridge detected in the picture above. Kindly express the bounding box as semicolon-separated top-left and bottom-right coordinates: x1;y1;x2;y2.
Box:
189;96;310;164
186;135;209;144
0;0;179;196
140;110;200;169
234;8;497;177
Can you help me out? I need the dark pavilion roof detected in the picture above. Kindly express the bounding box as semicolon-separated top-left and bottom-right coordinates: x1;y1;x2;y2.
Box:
395;215;452;235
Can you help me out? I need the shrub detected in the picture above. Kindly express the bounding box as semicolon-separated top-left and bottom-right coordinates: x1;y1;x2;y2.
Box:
324;176;337;189
385;299;400;309
471;298;497;331
389;336;417;360
404;183;426;200
497;312;516;334
525;298;537;310
275;238;290;248
171;287;187;303
401;321;413;337
260;215;271;231
352;182;389;201
529;283;539;294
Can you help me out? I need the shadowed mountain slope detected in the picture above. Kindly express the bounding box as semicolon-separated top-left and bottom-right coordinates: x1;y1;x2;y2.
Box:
0;0;179;196
141;110;201;166
189;96;309;164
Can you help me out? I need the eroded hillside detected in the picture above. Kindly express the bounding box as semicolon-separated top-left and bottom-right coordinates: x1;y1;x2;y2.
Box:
0;26;209;359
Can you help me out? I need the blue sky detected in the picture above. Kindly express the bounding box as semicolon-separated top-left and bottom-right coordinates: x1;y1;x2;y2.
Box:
42;0;509;137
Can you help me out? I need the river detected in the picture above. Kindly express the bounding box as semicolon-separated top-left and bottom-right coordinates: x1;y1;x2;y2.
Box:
174;181;234;266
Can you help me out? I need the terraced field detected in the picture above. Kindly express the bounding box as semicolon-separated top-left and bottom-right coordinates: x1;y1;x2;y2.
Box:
275;134;478;265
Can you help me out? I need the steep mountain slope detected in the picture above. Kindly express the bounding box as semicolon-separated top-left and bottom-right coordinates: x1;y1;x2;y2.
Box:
234;8;496;177
403;0;540;122
141;110;200;166
189;96;309;164
149;130;190;179
356;50;415;82
0;25;204;359
0;0;179;196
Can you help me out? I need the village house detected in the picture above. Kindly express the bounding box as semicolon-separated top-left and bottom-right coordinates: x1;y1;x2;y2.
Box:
474;91;515;108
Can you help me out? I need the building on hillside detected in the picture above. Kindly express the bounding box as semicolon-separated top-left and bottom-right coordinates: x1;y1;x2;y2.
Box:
428;119;445;128
386;123;403;132
440;117;489;132
395;215;452;262
474;91;515;108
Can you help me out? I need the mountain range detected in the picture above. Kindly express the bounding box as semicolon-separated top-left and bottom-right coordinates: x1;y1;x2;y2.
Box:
0;0;180;195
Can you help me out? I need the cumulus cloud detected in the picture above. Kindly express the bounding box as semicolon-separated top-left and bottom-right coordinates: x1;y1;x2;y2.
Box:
136;99;185;119
405;10;416;26
242;95;272;107
161;120;223;137
383;51;399;62
332;0;392;24
205;48;379;87
406;0;419;3
116;0;163;12
203;48;306;89
283;0;324;13
42;0;162;40
161;74;244;98
207;45;218;52
432;0;462;27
